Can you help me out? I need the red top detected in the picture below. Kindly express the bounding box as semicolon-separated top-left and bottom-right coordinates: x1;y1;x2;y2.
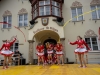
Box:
0;38;16;51
70;40;90;50
55;44;63;51
36;45;44;53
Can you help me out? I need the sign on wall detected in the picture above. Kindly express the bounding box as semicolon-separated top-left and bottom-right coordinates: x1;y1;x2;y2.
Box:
33;27;58;34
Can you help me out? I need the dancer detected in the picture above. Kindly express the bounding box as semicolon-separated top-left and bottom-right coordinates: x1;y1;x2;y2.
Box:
0;36;17;69
68;36;90;68
36;43;44;66
46;42;53;64
55;43;64;65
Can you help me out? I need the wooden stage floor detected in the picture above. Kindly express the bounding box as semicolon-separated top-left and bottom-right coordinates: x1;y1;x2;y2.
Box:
0;64;100;75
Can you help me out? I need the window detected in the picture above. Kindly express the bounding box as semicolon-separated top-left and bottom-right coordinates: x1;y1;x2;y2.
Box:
39;0;50;16
33;4;38;18
3;16;12;28
52;1;60;16
32;0;62;19
91;5;100;19
10;42;19;52
85;37;99;51
71;7;83;21
18;14;28;27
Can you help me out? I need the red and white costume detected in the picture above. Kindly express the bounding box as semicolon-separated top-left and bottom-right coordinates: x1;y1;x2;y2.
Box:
47;44;53;54
69;40;90;54
55;44;63;55
36;45;44;57
0;38;16;56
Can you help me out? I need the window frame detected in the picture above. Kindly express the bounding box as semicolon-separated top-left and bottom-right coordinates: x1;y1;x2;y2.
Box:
10;41;19;52
18;14;28;27
91;5;100;20
71;7;84;21
2;15;12;29
85;37;100;52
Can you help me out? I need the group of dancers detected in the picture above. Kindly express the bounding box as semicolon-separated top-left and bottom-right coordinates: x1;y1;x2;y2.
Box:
0;35;90;69
36;42;64;66
36;36;90;68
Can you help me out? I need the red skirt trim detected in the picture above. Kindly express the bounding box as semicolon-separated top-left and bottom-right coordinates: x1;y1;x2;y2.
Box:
74;50;88;54
0;53;14;56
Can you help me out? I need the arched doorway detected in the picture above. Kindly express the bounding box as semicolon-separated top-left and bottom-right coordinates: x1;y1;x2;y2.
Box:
43;39;57;45
33;30;60;44
33;30;60;62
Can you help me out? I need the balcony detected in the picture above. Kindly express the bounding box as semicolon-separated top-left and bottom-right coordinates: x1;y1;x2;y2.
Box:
29;0;63;20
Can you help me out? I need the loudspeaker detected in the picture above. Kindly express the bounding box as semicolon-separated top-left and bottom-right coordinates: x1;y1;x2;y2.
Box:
62;0;64;3
29;20;35;25
57;17;63;22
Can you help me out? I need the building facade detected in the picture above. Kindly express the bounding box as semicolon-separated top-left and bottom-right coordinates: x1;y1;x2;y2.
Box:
0;0;100;64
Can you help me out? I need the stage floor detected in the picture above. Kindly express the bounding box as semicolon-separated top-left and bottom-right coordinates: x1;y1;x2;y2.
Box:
0;64;100;75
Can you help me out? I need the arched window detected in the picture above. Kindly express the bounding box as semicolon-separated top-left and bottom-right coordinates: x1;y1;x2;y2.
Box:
84;29;99;51
71;1;83;21
18;8;28;27
2;10;12;28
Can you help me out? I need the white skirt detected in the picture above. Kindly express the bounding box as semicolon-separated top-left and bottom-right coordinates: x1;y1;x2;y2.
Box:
37;52;44;56
74;48;88;54
0;50;14;56
56;51;63;55
47;50;53;54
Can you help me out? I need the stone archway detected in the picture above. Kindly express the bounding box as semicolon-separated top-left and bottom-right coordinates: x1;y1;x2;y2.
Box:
33;30;60;43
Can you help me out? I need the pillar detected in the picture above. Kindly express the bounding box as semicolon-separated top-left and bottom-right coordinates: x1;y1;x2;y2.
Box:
28;40;34;64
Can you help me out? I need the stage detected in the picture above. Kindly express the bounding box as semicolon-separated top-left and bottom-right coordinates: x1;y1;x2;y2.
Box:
0;64;100;75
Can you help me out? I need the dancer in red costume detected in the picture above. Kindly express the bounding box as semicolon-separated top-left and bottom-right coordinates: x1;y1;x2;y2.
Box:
68;36;90;68
0;36;17;69
36;43;44;66
55;43;64;65
46;42;53;64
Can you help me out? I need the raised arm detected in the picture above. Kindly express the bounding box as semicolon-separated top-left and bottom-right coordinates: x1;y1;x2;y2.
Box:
70;41;77;45
83;40;90;50
10;38;16;46
0;44;5;51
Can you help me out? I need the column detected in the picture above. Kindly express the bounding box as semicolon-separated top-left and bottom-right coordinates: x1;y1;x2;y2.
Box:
60;38;66;63
28;40;34;64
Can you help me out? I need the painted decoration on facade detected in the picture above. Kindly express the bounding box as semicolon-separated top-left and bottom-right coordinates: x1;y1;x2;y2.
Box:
3;10;12;16
41;18;49;26
84;29;97;37
33;27;58;34
90;0;100;5
18;8;28;14
71;1;82;8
